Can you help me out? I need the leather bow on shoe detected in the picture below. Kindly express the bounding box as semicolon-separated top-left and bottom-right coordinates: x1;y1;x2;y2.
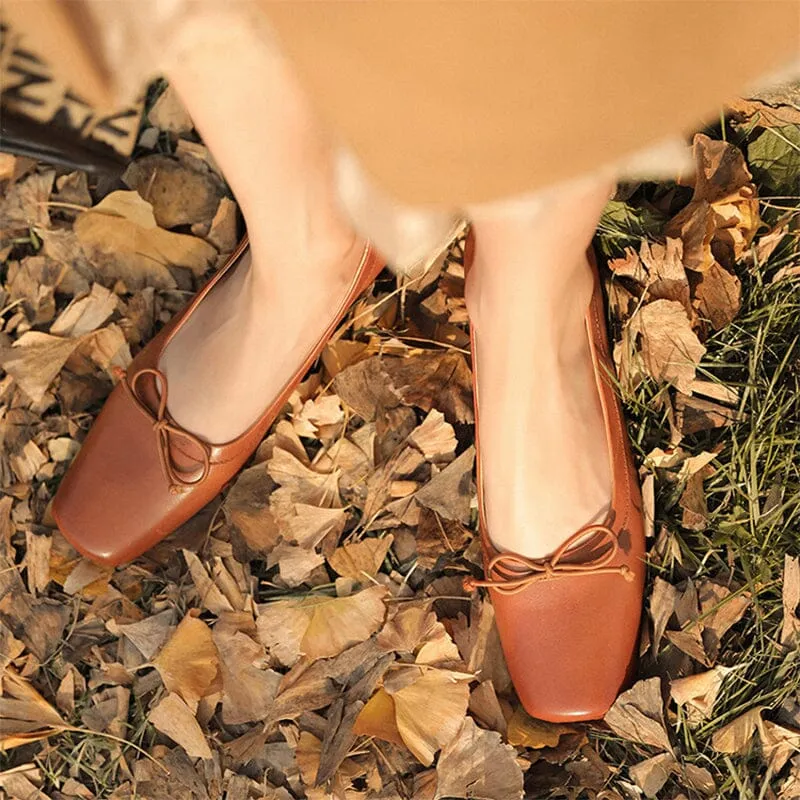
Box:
463;524;634;596
113;366;211;494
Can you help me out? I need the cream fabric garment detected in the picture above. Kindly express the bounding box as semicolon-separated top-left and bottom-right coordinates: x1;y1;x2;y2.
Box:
5;1;798;273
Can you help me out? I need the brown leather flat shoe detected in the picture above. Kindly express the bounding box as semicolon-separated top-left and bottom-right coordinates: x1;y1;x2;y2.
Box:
52;236;385;566
464;245;645;722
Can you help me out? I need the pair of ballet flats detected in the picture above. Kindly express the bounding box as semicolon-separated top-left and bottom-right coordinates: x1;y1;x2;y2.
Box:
51;235;645;722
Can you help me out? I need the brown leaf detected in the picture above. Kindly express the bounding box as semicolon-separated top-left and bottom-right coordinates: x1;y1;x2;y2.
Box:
0;667;66;750
74;190;216;288
682;763;717;796
257;585;387;664
0;332;87;404
0;170;54;232
604;677;672;752
267;542;324;588
0;766;52;799
679;471;709;532
690;133;756;205
781;555;800;647
383;351;474;425
726;97;800;128
469;681;507;736
50;283;118;338
641;238;691;312
627;300;706;393
112;609;175;660
333;356;403;421
408;409;457;464
670;666;732;725
665;625;710;666
666;135;759;272
148;692;212;760
148;84;194;133
414;446;475;524
328;535;393;579
212;626;280;725
629;752;677;798
280;504;347;550
353;688;405;746
123;155;224;230
693;261;742;330
223;463;280;558
181;550;236;615
388;666;471;766
291;394;344;441
697;581;751;660
506;706;573;749
761;720;800;773
434;717;523;800
675;392;740;435
450;597;512;695
152;611;222;711
377;604;445;655
649;577;680;654
711;706;764;755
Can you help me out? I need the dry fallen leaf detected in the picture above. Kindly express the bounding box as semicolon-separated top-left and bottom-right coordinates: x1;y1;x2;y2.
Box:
148;692;212;760
711;706;764;755
414;446;475;524
674;392;740;436
434;717;523;800
74;190;216;288
257;585;387;664
111;609;175;661
147;84;194;134
212;626;281;725
697;581;751;661
629;752;677;798
0;667;67;750
0;332;88;404
627;300;707;393
352;688;404;746
328;535;394;580
408;409;457;464
50;283;118;338
382;351;474;425
223;463;281;557
761;720;800;773
122;154;224;229
781;556;800;647
604;677;673;753
152;611;221;712
693;261;742;331
679;471;709;533
649;577;680;654
666;134;760;271
670;666;732;725
506;706;573;749
387;666;471;766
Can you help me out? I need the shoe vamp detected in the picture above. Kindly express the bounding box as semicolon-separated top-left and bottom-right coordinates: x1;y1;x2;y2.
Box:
491;573;641;719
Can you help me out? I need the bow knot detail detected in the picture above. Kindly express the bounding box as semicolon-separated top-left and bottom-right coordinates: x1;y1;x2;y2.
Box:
463;524;635;596
114;366;211;494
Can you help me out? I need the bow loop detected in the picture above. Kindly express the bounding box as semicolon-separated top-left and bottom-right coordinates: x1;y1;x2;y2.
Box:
116;367;211;493
464;524;634;596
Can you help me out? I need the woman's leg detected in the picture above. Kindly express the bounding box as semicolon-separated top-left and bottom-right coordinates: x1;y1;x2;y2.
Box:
466;174;616;559
155;10;364;443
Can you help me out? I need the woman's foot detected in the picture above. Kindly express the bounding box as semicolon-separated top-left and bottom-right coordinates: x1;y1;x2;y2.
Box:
159;234;364;444
466;175;615;559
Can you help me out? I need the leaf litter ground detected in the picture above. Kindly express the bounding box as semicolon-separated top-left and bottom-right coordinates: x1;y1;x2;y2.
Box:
0;82;799;800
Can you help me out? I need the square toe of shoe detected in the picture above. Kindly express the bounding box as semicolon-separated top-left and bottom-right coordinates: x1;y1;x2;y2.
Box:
493;573;642;722
51;387;194;566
